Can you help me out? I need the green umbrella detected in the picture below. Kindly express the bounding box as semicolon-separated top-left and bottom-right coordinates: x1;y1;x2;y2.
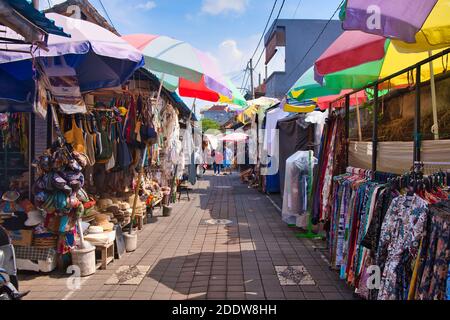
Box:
287;66;340;101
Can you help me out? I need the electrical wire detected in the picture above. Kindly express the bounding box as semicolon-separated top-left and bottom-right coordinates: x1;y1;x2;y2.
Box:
239;65;249;95
285;0;344;83
236;0;278;94
230;70;245;81
254;0;286;71
292;0;302;18
97;0;116;30
249;0;278;61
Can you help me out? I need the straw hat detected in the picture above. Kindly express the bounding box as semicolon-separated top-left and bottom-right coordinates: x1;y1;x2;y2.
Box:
118;202;130;210
88;226;104;234
95;213;110;222
95;214;114;231
97;198;113;211
2;191;20;202
99;221;114;232
24;210;44;227
106;204;119;214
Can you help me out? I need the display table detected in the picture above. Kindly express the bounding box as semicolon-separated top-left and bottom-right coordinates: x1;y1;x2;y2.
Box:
14;246;58;273
95;242;114;270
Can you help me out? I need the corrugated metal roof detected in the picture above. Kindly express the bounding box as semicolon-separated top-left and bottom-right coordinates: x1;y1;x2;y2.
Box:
6;0;70;38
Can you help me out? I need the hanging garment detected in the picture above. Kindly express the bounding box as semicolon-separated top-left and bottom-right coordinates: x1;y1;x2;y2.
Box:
83;118;96;167
276;114;313;196
416;200;450;300
281;150;317;228
263;107;289;157
116;122;132;169
377;194;428;300
95;115;113;163
64;116;86;153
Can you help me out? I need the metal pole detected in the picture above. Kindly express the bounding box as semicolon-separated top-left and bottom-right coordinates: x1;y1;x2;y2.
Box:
344;94;350;167
29;113;36;200
428;51;439;140
249;59;255;99
47;104;52;148
372;84;379;172
355;91;362;141
414;65;422;163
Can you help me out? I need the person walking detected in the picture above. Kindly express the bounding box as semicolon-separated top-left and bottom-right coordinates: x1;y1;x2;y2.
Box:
223;145;233;175
212;149;223;175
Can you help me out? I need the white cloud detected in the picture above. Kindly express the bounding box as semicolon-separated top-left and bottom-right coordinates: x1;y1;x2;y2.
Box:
219;40;243;62
136;1;157;11
201;0;249;15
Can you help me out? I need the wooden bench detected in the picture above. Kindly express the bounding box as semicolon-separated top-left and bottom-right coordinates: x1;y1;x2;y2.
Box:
95;242;114;270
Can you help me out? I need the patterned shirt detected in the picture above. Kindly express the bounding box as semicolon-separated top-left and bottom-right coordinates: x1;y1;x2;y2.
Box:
377;194;428;300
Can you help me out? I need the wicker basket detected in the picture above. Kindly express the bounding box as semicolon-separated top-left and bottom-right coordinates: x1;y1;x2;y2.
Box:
33;236;58;248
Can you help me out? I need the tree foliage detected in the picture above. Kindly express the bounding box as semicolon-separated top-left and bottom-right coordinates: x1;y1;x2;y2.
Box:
201;118;221;133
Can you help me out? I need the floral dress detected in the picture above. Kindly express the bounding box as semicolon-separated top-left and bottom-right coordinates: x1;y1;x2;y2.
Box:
377;194;428;300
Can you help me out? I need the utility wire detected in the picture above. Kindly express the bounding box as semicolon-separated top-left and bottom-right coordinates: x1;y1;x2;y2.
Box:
285;0;344;83
230;70;245;81
249;0;278;61
292;0;302;18
237;0;277;95
254;0;286;71
98;0;116;30
239;64;249;95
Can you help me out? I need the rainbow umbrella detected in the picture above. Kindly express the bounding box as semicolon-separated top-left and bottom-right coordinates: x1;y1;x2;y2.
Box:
218;78;247;107
314;31;448;90
122;34;232;101
341;0;445;44
287;66;341;102
151;71;246;106
281;97;317;113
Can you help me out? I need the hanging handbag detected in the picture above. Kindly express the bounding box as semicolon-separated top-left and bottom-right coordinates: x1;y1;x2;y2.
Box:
139;99;158;145
95;114;113;163
116;122;132;169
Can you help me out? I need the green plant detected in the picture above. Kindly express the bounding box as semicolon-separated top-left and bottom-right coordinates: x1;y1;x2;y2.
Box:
201;118;221;132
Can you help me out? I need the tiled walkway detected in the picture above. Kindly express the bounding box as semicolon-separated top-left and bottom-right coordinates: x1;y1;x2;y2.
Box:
19;172;355;300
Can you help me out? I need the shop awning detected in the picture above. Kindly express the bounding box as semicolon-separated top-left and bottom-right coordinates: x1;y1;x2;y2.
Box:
0;0;69;44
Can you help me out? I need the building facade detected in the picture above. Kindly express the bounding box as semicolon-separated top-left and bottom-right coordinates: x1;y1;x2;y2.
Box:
263;19;343;99
201;105;235;126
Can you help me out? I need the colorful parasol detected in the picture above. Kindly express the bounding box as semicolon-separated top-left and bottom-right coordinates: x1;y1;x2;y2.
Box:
287;66;341;102
122;34;233;101
0;13;144;111
341;0;441;44
314;31;448;91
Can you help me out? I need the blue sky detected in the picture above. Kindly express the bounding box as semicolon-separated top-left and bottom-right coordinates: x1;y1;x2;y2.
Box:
46;0;343;108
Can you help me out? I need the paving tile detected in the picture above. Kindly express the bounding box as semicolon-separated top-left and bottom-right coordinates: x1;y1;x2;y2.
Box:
304;292;325;300
19;174;356;301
